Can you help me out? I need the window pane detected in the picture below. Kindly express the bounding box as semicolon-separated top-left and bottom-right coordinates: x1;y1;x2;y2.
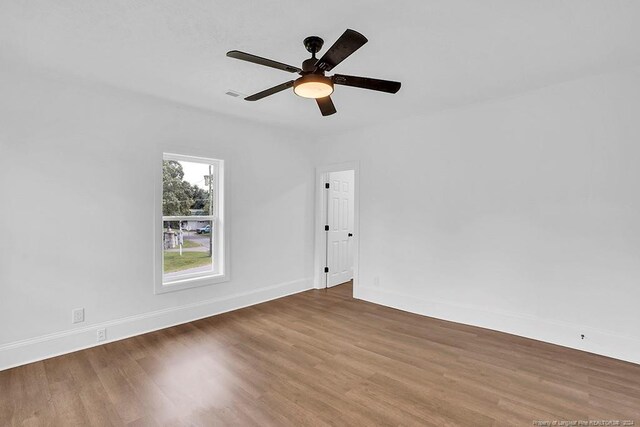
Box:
163;220;214;280
162;159;214;216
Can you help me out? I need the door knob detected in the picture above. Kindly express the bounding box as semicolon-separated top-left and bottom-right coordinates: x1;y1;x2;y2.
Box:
348;233;353;237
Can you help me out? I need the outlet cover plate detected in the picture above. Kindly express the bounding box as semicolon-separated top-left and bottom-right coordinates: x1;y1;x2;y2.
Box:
72;308;84;324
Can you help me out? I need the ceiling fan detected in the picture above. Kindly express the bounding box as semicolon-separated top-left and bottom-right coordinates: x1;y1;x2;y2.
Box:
226;29;401;116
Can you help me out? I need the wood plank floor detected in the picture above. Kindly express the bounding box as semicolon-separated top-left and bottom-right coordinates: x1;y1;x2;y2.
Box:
1;282;639;426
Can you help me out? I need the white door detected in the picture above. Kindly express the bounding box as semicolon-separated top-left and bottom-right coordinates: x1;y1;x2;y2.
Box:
326;170;354;287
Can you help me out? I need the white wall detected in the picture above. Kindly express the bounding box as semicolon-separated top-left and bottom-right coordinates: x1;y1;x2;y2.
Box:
2;58;639;370
316;67;640;364
0;62;316;369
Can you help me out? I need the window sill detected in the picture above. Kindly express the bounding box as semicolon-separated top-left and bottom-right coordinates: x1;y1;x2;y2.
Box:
155;272;229;294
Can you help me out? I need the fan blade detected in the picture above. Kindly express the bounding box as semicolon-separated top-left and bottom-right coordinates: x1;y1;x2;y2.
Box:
245;81;294;101
314;29;368;72
316;96;337;116
227;50;301;73
332;74;401;94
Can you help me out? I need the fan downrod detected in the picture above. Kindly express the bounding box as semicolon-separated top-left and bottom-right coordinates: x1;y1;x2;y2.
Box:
303;36;324;55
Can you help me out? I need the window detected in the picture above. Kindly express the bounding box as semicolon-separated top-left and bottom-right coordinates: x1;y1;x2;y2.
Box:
155;153;227;293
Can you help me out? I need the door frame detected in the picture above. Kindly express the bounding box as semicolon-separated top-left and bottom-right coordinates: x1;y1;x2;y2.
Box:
313;161;360;296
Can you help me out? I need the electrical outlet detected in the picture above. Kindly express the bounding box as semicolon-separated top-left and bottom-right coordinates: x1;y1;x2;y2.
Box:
373;276;380;288
97;328;106;342
72;308;84;324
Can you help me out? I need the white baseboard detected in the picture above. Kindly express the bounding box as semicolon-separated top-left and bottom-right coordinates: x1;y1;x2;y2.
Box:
0;277;313;371
356;286;640;366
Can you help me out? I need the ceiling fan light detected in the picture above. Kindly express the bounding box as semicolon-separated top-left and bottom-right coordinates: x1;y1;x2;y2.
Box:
293;75;334;99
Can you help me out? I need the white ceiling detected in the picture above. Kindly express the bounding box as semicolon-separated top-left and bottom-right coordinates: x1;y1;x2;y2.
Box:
2;1;640;133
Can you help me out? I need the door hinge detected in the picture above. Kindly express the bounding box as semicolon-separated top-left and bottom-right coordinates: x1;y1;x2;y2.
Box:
324;267;329;273
325;182;330;189
325;225;329;231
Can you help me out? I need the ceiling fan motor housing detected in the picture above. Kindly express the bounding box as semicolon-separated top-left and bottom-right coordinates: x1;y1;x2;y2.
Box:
302;57;320;73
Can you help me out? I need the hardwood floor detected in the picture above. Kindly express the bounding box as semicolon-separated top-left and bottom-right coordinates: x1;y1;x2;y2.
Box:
1;281;639;426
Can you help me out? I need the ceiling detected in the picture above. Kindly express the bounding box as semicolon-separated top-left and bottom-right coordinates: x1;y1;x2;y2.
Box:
2;0;640;133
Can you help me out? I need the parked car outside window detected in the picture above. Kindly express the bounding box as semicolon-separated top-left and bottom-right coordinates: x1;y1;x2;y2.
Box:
197;225;211;234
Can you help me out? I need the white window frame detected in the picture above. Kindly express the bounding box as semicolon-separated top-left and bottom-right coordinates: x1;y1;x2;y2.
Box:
154;153;229;294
